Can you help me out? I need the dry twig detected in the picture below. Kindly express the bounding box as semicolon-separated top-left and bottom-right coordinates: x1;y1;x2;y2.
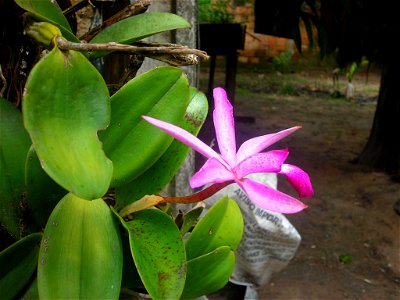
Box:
0;65;7;97
55;36;209;66
63;0;93;17
80;0;151;41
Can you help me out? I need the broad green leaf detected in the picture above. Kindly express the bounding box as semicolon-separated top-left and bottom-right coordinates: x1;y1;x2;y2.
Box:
19;277;39;299
37;193;122;299
23;47;113;200
14;0;79;43
180;246;235;300
0;232;41;299
25;147;66;228
100;66;189;187
113;208;186;300
180;206;204;236
115;87;208;207
185;197;244;260
0;98;31;238
120;232;145;291
14;0;71;31
89;12;190;58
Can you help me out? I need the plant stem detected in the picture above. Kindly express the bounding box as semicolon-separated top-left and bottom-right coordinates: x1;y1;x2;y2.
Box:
162;181;233;204
80;0;151;41
119;181;233;217
55;37;209;66
63;0;92;17
119;195;164;217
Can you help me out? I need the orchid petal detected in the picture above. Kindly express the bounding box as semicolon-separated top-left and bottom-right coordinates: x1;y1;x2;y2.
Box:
236;126;301;164
279;164;314;198
238;178;307;214
189;158;235;188
143;116;223;163
234;149;289;178
213;87;236;166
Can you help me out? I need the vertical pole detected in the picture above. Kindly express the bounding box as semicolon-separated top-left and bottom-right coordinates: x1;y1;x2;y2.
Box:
174;0;198;197
225;50;238;105
208;55;216;100
136;0;198;198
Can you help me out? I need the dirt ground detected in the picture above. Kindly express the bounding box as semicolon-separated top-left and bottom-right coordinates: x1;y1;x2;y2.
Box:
199;61;400;300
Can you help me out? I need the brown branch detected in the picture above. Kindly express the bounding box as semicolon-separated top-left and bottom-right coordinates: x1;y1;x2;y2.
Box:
80;0;151;42
0;65;7;97
55;36;209;66
63;0;93;17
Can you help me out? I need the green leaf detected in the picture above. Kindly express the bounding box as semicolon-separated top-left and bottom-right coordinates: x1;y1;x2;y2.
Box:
181;206;204;236
339;254;353;264
19;277;39;299
113;208;186;300
0;98;31;238
120;232;145;291
180;246;235;300
185;197;244;260
100;66;189;187
14;0;79;43
25;147;66;228
37;193;122;299
14;0;71;31
23;47;113;200
89;12;190;58
115;87;207;207
0;233;41;299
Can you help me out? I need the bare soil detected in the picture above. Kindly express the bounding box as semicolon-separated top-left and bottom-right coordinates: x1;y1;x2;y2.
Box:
200;61;400;300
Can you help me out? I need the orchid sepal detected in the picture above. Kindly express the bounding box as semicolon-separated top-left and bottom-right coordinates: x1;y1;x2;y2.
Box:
143;87;314;214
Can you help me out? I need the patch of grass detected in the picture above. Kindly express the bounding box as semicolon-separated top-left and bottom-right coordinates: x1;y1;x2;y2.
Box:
279;84;296;95
362;85;379;95
235;86;253;97
199;58;381;108
271;51;293;72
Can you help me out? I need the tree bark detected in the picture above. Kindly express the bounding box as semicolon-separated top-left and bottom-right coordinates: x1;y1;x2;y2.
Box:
357;62;400;174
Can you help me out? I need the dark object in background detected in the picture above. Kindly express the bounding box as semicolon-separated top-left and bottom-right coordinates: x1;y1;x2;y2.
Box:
394;199;400;216
199;23;245;55
254;0;302;39
208;282;247;300
199;23;245;103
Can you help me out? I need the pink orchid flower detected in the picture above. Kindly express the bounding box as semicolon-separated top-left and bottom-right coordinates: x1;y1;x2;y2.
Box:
143;87;313;213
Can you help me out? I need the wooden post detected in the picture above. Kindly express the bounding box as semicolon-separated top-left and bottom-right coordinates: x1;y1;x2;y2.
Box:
207;55;216;100
225;50;238;104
